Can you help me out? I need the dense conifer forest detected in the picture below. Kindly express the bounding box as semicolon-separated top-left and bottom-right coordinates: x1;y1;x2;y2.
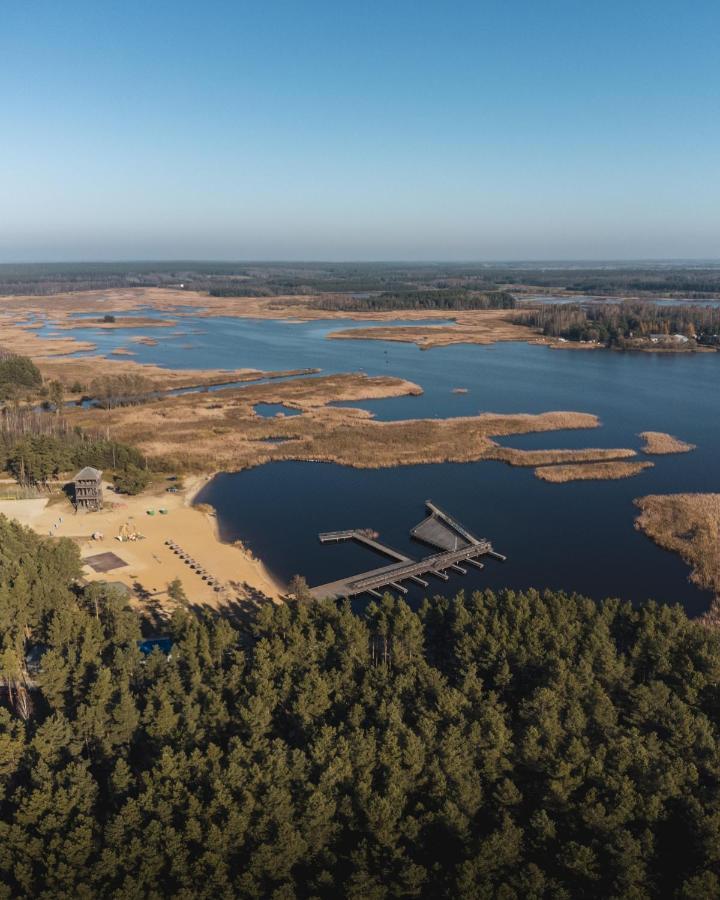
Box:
309;290;517;312
0;357;154;489
3;260;720;299
0;413;147;488
0;351;43;401
1;514;720;897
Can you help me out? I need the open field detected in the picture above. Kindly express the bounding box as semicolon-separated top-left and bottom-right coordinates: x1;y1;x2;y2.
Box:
1;285;499;321
635;493;720;595
639;431;696;454
40;358;309;395
534;460;654;482
0;498;49;526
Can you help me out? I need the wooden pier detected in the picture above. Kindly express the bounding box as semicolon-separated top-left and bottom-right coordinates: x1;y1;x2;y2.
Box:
310;501;505;600
318;530;412;562
411;500;507;560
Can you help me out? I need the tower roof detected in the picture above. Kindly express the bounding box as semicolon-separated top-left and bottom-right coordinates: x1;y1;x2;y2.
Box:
74;466;102;481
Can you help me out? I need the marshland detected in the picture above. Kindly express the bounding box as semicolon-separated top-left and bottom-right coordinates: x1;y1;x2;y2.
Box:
2;277;719;614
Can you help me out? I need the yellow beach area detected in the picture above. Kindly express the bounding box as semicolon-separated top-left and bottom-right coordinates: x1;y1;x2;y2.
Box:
0;477;282;614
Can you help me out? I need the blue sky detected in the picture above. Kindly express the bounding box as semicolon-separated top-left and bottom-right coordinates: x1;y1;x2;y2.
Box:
1;0;718;261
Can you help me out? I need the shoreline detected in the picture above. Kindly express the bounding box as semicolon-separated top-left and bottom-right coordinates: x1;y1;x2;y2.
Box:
187;472;288;598
4;287;716;356
4;286;712;611
7;473;284;615
634;493;720;599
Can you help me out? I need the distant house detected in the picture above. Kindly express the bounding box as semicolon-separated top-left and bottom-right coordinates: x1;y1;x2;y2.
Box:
73;466;103;511
648;333;690;344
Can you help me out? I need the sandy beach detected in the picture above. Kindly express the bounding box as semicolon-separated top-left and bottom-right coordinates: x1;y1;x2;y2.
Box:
8;476;283;614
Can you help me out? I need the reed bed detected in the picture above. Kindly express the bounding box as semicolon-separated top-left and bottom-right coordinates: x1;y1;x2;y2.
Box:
639;431;696;455
61;369;632;477
535;460;653;483
635;493;720;595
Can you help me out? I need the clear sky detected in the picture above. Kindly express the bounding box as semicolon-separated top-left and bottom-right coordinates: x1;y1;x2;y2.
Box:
1;0;718;262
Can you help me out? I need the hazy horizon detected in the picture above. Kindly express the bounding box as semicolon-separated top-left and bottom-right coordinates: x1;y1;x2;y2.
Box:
3;257;720;268
2;0;719;262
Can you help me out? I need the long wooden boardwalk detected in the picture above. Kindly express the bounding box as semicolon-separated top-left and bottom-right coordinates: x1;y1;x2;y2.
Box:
318;530;412;562
310;501;505;600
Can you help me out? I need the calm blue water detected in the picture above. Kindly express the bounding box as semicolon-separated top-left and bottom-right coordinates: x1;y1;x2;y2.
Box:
254;403;302;418
199;462;708;614
48;305;720;614
39;308;454;370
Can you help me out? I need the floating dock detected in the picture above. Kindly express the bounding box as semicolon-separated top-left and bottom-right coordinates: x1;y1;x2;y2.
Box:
309;501;505;600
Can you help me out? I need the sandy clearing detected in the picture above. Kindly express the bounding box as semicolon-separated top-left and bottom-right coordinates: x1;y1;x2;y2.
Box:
28;477;282;612
0;498;49;526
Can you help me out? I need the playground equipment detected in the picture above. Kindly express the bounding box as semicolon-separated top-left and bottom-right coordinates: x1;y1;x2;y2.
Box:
116;520;143;542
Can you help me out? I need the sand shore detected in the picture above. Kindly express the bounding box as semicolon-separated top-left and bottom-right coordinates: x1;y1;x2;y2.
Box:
11;475;283;615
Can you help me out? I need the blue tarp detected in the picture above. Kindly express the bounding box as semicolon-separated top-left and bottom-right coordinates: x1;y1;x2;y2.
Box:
137;637;173;656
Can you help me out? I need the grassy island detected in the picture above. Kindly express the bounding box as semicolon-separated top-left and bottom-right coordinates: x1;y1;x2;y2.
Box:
535;459;654;482
639;431;696;454
635;493;720;595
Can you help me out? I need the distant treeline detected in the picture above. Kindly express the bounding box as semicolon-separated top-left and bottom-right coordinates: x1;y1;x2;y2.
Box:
0;352;157;408
4;260;720;297
518;301;720;347
0;412;147;485
0;262;254;296
509;267;720;296
311;289;517;311
208;285;276;297
207;279;427;297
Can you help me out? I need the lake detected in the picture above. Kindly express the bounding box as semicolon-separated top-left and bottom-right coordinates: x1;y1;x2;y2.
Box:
49;307;720;614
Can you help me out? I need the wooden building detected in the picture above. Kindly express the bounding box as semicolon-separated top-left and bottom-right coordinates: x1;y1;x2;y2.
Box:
73;466;103;511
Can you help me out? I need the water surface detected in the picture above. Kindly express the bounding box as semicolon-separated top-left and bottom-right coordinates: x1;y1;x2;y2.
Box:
197;459;708;614
46;306;720;614
254;403;302;418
